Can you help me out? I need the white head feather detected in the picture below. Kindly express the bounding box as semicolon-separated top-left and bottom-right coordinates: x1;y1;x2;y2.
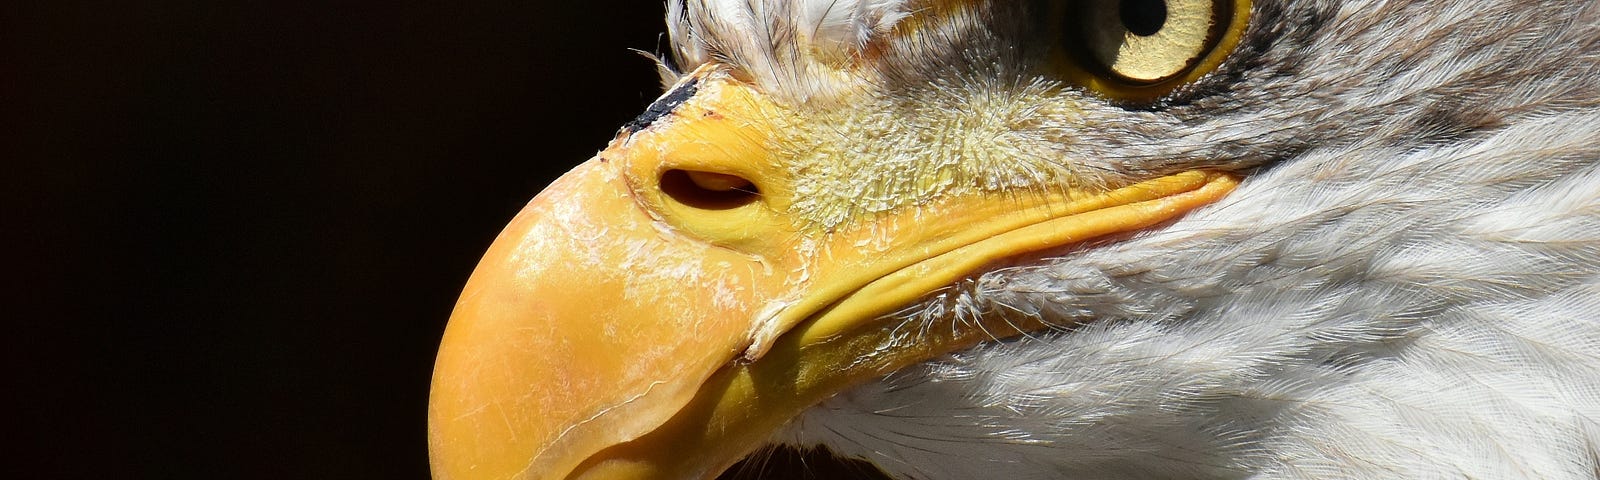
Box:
660;0;1600;478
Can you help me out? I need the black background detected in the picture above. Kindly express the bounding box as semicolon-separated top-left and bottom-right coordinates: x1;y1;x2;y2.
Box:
13;1;667;478
11;1;888;478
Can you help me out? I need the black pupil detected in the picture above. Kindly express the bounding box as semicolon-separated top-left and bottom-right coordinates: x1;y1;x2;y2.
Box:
1119;0;1167;36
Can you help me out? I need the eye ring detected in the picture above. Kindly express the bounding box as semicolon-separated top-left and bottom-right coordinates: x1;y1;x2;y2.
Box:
1053;0;1252;101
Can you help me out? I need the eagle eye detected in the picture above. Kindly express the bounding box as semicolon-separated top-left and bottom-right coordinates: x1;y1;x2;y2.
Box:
1119;0;1167;37
1054;0;1251;100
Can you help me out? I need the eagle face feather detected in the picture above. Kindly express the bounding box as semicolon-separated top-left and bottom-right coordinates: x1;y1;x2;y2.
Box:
676;0;1600;477
430;1;1600;478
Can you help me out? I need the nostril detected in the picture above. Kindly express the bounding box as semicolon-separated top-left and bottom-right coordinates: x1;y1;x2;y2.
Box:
659;169;761;211
685;171;753;192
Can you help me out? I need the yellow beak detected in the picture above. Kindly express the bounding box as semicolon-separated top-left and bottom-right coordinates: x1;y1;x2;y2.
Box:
429;67;1238;480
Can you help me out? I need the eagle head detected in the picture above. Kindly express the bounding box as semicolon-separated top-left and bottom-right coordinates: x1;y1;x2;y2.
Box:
430;1;1600;478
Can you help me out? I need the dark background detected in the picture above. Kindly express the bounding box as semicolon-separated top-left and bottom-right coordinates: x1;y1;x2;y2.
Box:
11;1;669;478
10;1;887;478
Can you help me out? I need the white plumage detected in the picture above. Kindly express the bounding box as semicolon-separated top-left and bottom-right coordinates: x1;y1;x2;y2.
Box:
655;0;1600;478
792;112;1600;478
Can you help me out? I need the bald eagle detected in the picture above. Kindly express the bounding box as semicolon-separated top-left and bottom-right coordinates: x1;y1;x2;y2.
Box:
429;0;1600;478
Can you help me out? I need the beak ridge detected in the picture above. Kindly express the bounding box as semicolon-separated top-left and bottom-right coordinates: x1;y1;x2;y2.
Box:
429;158;770;480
